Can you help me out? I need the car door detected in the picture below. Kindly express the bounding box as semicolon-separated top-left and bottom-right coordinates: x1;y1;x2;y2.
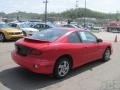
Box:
67;32;87;67
78;31;100;63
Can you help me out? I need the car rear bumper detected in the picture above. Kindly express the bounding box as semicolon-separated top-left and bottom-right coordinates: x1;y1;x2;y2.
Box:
11;51;54;74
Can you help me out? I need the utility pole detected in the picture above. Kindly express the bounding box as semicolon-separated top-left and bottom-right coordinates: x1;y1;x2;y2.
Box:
76;0;79;8
116;11;119;21
16;10;20;21
43;0;48;24
84;0;86;28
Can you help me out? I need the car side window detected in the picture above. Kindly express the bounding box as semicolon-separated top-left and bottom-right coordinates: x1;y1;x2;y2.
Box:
64;25;74;28
43;24;47;29
68;32;81;43
35;24;40;29
40;24;44;29
45;25;50;29
11;24;17;27
79;31;97;43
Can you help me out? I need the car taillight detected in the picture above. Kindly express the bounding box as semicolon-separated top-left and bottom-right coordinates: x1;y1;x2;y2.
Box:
30;49;42;56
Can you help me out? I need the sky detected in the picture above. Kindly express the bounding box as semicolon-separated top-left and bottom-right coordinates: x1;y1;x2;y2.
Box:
0;0;120;14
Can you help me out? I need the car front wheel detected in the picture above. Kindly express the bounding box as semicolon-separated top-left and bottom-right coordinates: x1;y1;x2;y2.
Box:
0;33;5;42
54;57;71;79
102;48;111;62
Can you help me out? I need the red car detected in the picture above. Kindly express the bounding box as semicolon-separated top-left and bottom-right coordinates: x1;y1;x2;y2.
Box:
11;28;112;78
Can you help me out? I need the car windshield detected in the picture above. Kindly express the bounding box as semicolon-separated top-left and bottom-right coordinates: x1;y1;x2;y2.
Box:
0;24;10;28
31;28;68;42
74;25;81;28
19;23;30;28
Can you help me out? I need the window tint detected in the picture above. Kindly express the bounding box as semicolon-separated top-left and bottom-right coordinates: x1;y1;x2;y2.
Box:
11;24;17;27
45;25;50;29
40;24;44;28
63;25;74;28
19;23;30;28
31;28;68;42
35;24;50;29
34;24;40;29
68;32;80;43
79;31;97;43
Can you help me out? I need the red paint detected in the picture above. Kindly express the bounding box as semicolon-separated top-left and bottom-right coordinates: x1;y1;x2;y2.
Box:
11;28;112;74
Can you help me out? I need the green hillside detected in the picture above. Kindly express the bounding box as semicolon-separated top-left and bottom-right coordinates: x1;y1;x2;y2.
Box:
0;8;119;20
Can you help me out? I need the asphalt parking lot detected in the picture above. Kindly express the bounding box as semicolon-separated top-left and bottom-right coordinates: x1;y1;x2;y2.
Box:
0;32;120;90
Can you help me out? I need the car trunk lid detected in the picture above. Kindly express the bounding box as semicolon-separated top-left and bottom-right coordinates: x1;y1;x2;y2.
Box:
15;37;52;56
24;37;51;43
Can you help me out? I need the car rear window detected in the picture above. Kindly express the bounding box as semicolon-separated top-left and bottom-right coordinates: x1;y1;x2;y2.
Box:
31;28;68;42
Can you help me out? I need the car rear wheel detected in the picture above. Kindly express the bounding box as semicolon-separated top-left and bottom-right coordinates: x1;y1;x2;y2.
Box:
54;57;71;79
102;48;111;62
0;33;5;42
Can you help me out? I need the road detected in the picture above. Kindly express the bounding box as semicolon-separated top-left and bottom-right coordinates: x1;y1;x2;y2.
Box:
0;32;120;90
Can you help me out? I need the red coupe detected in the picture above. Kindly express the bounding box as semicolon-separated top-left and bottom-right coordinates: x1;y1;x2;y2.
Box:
11;28;112;78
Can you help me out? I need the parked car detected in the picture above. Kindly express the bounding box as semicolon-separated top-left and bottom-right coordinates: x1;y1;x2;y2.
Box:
29;20;42;27
11;28;112;78
92;27;105;32
8;22;39;36
0;23;24;42
62;24;84;30
19;21;34;27
33;22;56;31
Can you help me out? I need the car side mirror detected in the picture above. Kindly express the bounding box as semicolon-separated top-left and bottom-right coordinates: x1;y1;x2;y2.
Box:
97;38;103;43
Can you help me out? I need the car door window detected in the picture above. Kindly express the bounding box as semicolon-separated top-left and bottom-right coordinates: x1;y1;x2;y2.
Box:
79;31;97;43
40;24;44;29
45;25;50;29
35;24;40;29
43;24;46;29
68;32;81;43
64;25;74;28
11;24;17;27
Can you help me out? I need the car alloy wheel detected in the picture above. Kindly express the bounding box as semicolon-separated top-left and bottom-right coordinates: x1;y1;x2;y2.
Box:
54;57;71;78
102;48;111;62
0;33;5;42
58;61;70;77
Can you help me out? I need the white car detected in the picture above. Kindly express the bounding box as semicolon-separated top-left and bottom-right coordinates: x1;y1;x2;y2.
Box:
8;22;39;36
62;24;84;29
33;22;56;31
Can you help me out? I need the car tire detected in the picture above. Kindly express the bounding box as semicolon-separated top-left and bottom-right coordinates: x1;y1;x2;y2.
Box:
54;57;71;79
102;48;111;62
0;33;6;42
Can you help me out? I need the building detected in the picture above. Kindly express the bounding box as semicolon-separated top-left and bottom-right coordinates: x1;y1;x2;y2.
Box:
107;20;120;32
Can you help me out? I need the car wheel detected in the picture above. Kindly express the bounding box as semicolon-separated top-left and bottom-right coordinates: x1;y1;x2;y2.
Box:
0;33;5;42
54;57;71;79
102;48;111;62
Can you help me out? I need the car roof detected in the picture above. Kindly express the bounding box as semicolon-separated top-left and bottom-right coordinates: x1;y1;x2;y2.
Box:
35;22;56;27
51;27;84;32
9;22;26;25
